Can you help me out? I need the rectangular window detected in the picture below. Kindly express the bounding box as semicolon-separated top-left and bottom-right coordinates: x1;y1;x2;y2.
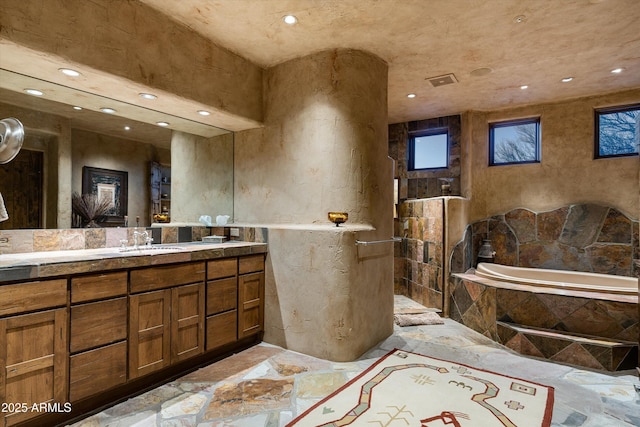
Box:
595;104;640;158
408;130;448;170
489;118;540;166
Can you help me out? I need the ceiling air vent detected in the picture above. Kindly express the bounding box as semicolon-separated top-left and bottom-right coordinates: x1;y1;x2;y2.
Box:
427;73;458;87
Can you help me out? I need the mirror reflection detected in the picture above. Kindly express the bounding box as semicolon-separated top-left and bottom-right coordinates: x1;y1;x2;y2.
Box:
0;69;233;230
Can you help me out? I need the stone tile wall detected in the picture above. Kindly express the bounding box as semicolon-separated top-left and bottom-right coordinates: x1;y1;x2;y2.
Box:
0;226;269;254
389;115;461;199
394;198;444;310
450;203;639;277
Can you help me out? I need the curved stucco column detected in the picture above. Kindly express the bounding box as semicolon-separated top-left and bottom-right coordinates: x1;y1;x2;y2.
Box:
235;49;393;361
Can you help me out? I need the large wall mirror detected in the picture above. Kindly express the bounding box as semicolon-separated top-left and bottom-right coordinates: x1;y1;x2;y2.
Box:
0;69;234;230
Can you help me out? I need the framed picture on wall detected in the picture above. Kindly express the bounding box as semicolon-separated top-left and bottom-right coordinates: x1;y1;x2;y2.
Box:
82;166;128;227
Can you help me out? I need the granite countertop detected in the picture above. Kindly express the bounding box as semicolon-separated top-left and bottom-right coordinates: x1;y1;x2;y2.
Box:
0;241;267;282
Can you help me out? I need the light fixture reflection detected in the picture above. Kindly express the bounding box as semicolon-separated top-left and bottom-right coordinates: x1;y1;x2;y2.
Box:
100;107;116;114
59;68;81;77
156;121;170;127
24;89;44;96
283;15;298;24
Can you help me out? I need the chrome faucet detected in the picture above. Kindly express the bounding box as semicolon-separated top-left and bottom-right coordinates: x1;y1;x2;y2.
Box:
133;229;153;249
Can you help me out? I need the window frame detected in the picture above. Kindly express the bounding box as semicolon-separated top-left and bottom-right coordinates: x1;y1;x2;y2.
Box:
489;117;541;166
594;103;640;159
407;128;449;171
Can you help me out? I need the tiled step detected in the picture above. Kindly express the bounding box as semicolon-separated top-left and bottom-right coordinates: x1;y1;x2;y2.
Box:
497;321;638;371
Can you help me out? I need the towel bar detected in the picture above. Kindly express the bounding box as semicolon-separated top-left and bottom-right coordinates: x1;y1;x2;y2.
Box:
355;237;402;246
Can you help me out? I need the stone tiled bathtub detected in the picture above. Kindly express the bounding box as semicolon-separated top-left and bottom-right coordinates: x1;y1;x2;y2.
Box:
450;266;638;371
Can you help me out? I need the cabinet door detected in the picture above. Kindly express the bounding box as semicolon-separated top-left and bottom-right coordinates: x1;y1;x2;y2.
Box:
69;341;127;402
129;289;171;379
171;283;205;363
238;272;264;339
0;309;67;426
70;297;127;353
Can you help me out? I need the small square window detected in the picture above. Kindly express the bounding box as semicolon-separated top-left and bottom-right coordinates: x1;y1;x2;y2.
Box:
489;118;540;166
408;130;448;170
595;104;640;158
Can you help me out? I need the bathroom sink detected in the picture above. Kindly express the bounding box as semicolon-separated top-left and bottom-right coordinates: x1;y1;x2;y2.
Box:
118;245;186;253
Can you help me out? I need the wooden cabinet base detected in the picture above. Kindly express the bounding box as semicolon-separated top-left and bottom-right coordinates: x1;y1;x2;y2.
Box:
15;335;261;427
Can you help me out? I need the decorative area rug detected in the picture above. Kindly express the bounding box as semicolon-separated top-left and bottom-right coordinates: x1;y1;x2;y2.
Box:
288;349;554;427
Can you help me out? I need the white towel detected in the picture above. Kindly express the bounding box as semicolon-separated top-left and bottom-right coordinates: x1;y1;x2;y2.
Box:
0;192;8;222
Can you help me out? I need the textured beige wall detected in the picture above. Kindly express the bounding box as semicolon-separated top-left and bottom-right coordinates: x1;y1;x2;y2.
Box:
235;49;393;361
72;129;167;226
0;0;263;130
467;89;640;222
171;132;234;225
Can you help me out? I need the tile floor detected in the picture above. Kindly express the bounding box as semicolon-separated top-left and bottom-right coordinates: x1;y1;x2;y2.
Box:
70;296;640;427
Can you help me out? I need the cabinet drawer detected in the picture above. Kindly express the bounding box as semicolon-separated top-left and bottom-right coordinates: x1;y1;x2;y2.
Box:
207;277;237;315
71;271;127;303
130;262;205;293
207;258;237;280
0;278;67;317
238;254;264;275
70;341;127;401
70;298;127;353
206;310;237;350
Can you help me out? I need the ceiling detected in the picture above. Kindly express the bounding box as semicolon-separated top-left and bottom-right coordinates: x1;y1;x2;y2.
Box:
141;0;640;123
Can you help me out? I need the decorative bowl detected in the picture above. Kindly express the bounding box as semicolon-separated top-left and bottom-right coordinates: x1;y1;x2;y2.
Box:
153;213;170;223
328;211;348;227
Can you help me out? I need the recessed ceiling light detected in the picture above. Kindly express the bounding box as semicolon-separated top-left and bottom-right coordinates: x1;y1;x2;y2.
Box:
520;85;529;90
561;77;574;83
407;93;416;98
470;67;492;77
513;15;527;23
59;68;81;77
156;121;170;127
611;68;623;74
24;89;43;96
139;93;157;100
100;107;116;114
197;110;211;116
124;126;131;131
283;15;298;25
73;106;83;110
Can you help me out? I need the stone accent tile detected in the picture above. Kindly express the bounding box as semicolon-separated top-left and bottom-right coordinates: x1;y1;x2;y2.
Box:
34;229;85;251
551;343;604;370
559;204;609;249
178;345;284;383
516;334;546;358
85;228;106;249
537;207;568;242
488;219;517;266
505;208;537;243
587;244;632;276
598;208;632;244
615;323;638;342
506;294;560;329
519;241;591;271
560;301;623;338
295;372;348;399
612;346;638;371
105;227;127;248
495;289;530;318
536;293;589;321
162;227;178;244
496;322;518;344
204;378;293;419
0;230;34;254
476;287;497;339
452;280;474;314
525;332;572;359
464;280;484;302
461;303;489;336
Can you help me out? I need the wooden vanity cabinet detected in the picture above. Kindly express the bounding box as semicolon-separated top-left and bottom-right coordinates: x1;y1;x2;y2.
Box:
69;272;128;402
129;262;205;379
0;279;68;427
206;258;238;350
238;255;265;339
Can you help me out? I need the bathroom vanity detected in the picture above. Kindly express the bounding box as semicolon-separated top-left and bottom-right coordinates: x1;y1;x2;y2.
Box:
0;242;266;427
